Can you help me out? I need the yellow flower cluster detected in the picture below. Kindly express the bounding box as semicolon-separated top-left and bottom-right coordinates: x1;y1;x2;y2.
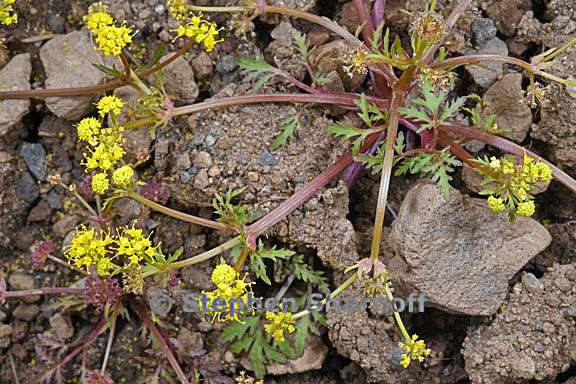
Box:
201;262;253;322
75;96;135;195
399;334;431;368
264;311;296;343
172;13;222;52
67;226;116;276
167;0;189;21
66;223;157;276
84;2;133;56
0;0;17;26
116;223;157;265
475;154;553;219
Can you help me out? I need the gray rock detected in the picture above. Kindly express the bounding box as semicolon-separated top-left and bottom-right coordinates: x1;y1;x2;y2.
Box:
146;287;173;316
521;272;542;294
482;73;532;142
471;18;497;44
0;54;31;136
20;143;47;181
7;273;36;291
13;304;40;321
0;324;12;348
215;54;237;75
46;190;63;210
388;181;551;315
40;31;114;120
191;52;213;81
49;313;74;340
261;148;278;166
264;336;328;375
159;54;198;104
16;172;39;203
465;38;508;88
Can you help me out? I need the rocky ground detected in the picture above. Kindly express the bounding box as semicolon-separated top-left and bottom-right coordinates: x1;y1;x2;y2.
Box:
0;0;576;383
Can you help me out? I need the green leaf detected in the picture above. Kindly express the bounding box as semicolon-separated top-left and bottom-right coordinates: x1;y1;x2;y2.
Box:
292;31;309;60
149;43;166;67
250;240;295;285
238;58;274;72
292;255;329;293
92;63;123;78
294;315;312;356
271;115;301;150
248;341;266;378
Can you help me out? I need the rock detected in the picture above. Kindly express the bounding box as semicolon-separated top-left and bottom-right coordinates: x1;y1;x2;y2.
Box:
215;54;237;75
16;172;39;203
268;0;315;11
260;148;278;166
265;336;328;375
27;200;52;222
146;287;173;316
465;38;508;88
486;0;531;37
0;54;31;136
13;304;40;321
270;21;297;48
463;263;576;383
176;328;203;354
46;190;63;210
481;73;532;142
388;181;551;315
8;273;36;291
192;151;212;168
471;18;497;45
40;31;114;120
46;13;66;34
158;54;199;104
52;214;82;237
191;52;213;80
49;313;74;340
338;2;361;33
309;40;366;91
521;272;543;294
0;324;13;349
20;143;47;181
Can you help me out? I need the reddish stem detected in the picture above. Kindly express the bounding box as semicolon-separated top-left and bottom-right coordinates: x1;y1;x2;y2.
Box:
245;132;381;248
2;287;83;301
440;123;576;192
131;299;190;384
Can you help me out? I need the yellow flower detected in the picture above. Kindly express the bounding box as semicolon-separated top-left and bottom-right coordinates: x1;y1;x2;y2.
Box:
112;165;134;188
487;195;505;213
264;311;296;343
66;226;115;274
76;117;102;146
211;263;238;289
116;223;157;265
399;334;431;368
173;13;222;52
167;0;189;21
97;95;124;117
91;172;109;194
84;10;113;33
201;262;254;322
83;128;125;171
0;0;17;26
94;23;133;56
531;162;553;183
517;200;535;217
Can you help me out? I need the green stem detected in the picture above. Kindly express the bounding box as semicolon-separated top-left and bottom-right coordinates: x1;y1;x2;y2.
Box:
293;273;358;319
126;190;233;232
384;284;410;341
141;236;241;278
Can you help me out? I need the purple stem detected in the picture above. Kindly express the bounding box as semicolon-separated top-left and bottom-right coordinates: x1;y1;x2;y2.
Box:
343;131;387;187
372;0;386;26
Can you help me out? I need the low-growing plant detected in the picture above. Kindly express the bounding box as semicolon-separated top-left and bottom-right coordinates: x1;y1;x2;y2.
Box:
1;0;576;382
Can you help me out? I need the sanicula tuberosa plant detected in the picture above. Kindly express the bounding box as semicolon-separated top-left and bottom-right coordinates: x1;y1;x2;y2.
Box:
2;0;576;382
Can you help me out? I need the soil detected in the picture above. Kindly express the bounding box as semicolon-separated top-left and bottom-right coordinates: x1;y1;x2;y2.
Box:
0;0;576;383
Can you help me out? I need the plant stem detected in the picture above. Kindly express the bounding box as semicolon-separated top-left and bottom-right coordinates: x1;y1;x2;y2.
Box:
368;70;413;264
142;236;241;278
233;245;250;273
1;287;83;300
245;133;381;247
131;299;190;384
100;311;118;375
440;123;576;192
126;190;233;232
384;284;410;341
293;273;359;319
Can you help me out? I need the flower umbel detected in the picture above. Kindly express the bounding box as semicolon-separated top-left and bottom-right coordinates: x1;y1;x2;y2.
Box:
264;311;296;343
0;0;17;26
76;117;102;146
201;262;254;322
97;95;124;117
172;13;222;52
91;172;110;195
116;222;157;265
399;334;432;368
112;165;134;188
66;226;115;275
84;2;133;56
